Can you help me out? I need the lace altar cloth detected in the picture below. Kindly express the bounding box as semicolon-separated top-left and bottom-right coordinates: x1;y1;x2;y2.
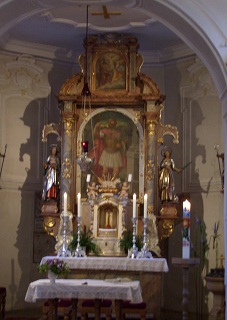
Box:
25;279;143;303
40;256;169;272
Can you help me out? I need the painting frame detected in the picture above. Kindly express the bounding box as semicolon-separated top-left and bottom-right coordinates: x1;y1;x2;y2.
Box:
91;48;129;94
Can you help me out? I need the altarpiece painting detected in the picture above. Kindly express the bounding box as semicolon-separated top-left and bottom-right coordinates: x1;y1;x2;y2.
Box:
81;110;139;197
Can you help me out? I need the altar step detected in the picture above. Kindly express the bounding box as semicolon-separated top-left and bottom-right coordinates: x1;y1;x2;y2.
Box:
42;299;148;320
5;306;211;319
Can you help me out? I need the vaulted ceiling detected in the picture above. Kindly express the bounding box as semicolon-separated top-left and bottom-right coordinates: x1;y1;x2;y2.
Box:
0;0;189;63
1;0;227;100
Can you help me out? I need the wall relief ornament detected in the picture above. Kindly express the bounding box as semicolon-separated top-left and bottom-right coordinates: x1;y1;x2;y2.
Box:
3;54;43;95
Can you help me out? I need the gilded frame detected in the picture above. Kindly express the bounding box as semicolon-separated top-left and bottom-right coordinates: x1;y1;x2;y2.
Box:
91;48;129;94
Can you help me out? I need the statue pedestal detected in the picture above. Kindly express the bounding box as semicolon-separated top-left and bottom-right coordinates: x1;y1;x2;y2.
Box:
157;202;178;240
41;201;58;214
172;257;200;320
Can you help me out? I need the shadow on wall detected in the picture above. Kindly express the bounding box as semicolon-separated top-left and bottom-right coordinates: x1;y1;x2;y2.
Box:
162;70;209;316
13;49;76;309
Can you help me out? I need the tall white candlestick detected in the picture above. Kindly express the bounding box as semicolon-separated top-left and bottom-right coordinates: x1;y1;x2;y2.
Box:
128;173;132;182
182;199;191;259
86;174;91;183
77;193;81;218
63;192;67;216
133;193;137;218
144;194;148;218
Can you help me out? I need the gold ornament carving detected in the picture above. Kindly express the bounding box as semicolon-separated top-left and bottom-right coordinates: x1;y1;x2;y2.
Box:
161;219;175;239
148;122;155;136
62;158;72;179
43;217;57;237
157;123;179;144
134;111;140;124
63;118;74;135
160;206;177;216
148;205;154;216
146;160;155;181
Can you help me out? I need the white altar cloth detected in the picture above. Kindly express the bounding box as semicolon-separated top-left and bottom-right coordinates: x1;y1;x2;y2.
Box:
25;279;143;304
40;256;169;272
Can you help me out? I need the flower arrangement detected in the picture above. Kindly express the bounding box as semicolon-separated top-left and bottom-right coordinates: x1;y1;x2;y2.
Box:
38;259;70;276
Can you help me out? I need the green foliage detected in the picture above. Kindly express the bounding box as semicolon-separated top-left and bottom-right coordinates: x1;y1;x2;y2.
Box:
68;230;101;256
210;221;221;269
191;216;209;266
119;230;143;254
38;259;70;276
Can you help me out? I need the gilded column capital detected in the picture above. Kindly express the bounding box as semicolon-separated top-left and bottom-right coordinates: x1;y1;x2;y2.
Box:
145;104;163;123
63;117;75;135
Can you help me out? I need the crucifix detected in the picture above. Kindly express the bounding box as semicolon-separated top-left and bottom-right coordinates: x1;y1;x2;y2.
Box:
91;5;121;19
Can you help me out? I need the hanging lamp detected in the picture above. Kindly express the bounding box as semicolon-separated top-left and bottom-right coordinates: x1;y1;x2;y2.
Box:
76;5;93;173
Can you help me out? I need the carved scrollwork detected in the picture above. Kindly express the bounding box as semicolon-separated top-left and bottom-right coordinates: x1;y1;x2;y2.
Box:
157;123;179;144
161;219;175;239
43;217;57;237
42;123;61;142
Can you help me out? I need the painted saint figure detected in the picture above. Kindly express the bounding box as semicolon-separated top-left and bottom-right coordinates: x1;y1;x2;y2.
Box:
42;144;60;201
91;118;126;180
159;148;182;202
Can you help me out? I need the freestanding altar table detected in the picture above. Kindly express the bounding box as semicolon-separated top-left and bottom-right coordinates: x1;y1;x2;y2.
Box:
40;256;169;319
25;278;142;320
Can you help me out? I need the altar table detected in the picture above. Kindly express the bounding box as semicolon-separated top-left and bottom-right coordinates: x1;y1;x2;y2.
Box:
25;278;142;320
41;256;169;272
40;256;168;319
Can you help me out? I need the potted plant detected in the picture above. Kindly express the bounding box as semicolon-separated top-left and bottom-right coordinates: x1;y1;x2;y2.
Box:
38;258;70;283
205;221;225;318
68;230;101;256
119;230;143;255
191;217;225;318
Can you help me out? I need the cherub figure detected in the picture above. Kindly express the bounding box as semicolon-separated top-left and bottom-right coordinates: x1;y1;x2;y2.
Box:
119;181;130;199
87;182;98;200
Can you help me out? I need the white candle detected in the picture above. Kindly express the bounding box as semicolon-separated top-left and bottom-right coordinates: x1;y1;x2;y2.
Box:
63;192;67;216
144;194;148;218
86;174;91;183
128;173;132;182
133;193;137;218
182;199;191;259
77;193;81;218
183;199;191;212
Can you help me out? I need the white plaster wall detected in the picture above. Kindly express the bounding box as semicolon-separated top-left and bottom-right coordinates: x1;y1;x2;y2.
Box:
160;58;224;314
0;51;75;310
